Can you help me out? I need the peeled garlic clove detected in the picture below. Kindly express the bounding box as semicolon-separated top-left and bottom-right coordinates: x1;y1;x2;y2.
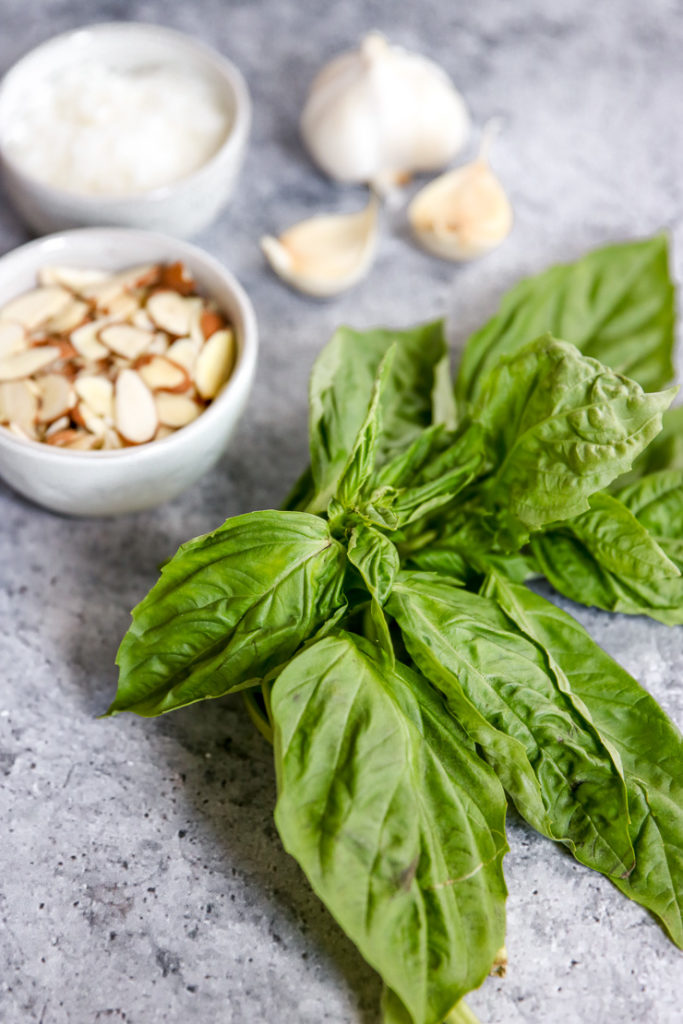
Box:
301;32;469;187
261;195;379;298
408;157;513;261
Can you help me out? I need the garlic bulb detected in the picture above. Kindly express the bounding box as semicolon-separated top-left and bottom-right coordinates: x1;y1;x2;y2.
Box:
301;33;469;189
261;194;379;298
408;135;513;261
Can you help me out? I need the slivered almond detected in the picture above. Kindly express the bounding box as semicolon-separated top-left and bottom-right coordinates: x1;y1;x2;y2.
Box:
0;380;36;428
71;320;109;360
139;356;189;393
45;298;90;334
45;415;70;437
194;329;236;399
100;324;153;360
200;309;225;340
155;392;201;428
147;291;199;336
74;376;114;418
0;287;71;330
131;308;156;331
115;369;157;443
159;261;196;295
36;374;74;422
0;345;60;381
166;338;199;373
0;322;27;358
38;266;109;292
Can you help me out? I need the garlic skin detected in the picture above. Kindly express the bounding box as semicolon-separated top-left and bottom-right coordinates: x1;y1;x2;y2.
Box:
408;155;513;262
301;33;469;188
261;194;379;298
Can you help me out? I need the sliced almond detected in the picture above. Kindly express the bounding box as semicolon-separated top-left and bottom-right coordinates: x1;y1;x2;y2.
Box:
115;369;158;443
0;379;37;428
0;322;27;358
116;263;161;291
46;428;83;447
194;329;236;399
155;425;176;440
76;402;107;437
147;291;199;336
71;320;110;361
138;356;190;393
0;287;71;331
100;324;153;360
36;374;75;423
147;332;170;356
155;392;201;429
131;308;156;331
74;375;114;419
159;262;196;295
45;415;70;438
79;277;125;308
107;292;141;321
200;309;226;340
67;431;101;451
166;338;200;373
44;298;90;334
8;420;36;441
0;345;60;381
38;266;109;292
102;428;123;450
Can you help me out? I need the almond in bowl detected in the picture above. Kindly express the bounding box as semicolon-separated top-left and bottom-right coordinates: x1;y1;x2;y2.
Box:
0;260;236;450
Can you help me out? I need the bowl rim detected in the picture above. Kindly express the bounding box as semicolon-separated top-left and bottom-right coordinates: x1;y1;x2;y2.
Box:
0;226;259;464
0;21;252;205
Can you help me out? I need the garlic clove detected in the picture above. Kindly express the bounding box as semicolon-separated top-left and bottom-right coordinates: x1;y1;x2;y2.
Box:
300;32;469;187
261;195;379;298
408;155;513;262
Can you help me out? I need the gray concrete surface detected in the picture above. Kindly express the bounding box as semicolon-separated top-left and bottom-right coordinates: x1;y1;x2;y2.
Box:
0;1;682;1021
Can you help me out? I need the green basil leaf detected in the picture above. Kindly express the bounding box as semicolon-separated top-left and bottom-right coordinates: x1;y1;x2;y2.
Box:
388;572;634;878
336;347;395;508
532;490;683;626
455;235;675;406
382;988;481;1024
467;335;675;537
308;320;448;511
614;405;683;489
108;511;347;717
615;467;683;534
272;631;508;1024
486;574;683;947
347;522;400;605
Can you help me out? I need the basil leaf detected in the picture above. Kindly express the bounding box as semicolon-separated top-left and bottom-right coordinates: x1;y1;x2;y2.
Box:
532;491;683;626
347;521;399;605
615;405;683;488
272;632;508;1024
455;235;675;406
388;572;634;878
336;347;395;509
308;321;448;511
467;336;675;538
109;511;346;717
487;575;683;947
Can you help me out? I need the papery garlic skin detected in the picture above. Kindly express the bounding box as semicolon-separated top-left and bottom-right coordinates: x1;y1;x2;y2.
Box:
301;33;469;187
261;195;379;298
408;158;513;262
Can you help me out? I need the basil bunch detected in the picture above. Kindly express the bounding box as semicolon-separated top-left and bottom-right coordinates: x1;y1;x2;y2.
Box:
108;236;683;1024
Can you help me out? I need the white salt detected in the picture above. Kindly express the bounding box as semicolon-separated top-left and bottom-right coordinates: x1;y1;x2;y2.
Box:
2;62;231;196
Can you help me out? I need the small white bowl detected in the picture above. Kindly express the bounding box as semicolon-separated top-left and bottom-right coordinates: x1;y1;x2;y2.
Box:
0;228;258;516
0;24;251;238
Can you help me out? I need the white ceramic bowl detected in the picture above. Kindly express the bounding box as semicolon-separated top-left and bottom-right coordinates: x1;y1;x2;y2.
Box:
0;228;258;516
0;24;251;238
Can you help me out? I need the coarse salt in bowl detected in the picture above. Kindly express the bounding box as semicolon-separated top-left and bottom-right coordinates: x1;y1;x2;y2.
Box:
0;24;251;237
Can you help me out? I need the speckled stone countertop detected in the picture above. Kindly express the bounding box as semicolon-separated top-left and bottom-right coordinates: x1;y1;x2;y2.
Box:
0;1;681;1022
